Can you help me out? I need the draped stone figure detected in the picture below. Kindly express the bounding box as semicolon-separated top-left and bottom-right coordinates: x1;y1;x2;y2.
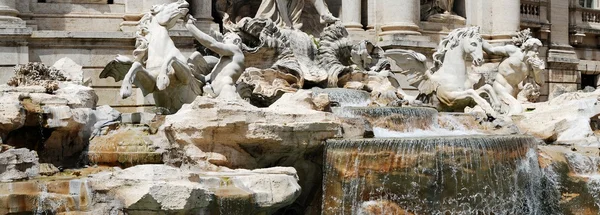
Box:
421;0;464;23
255;0;339;29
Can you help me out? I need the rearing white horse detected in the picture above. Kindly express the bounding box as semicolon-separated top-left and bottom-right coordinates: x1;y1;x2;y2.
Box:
101;0;214;113
391;26;500;115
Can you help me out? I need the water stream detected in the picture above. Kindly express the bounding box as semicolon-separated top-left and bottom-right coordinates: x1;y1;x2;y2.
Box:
323;136;551;214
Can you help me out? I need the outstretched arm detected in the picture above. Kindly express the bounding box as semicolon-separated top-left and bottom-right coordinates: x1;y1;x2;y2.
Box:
185;16;234;56
482;40;512;56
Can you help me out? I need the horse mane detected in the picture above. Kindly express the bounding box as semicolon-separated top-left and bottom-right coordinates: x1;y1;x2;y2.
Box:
430;26;481;73
133;4;166;64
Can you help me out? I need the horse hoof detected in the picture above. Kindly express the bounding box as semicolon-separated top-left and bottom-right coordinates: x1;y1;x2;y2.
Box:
120;84;132;99
157;74;170;90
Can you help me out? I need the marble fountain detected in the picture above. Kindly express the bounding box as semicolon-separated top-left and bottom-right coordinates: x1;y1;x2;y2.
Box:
0;0;599;214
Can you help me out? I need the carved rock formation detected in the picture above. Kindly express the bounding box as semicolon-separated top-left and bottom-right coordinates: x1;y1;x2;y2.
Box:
513;90;600;144
6;62;67;93
237;67;301;107
0;83;98;168
0;147;39;181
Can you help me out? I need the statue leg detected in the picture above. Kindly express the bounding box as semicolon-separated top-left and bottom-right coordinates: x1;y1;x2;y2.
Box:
275;0;295;29
310;0;339;23
167;56;199;85
120;61;145;99
157;56;174;91
493;82;524;115
442;89;498;116
474;84;502;112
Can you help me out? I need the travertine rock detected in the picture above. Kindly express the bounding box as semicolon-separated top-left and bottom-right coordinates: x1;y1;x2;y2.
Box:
160;93;365;213
537;145;600;214
52;57;84;84
0;83;98;167
513;90;600;144
6;62;67;93
0;148;39;181
161;94;351;169
88;165;300;214
38;163;59;176
0;165;301;214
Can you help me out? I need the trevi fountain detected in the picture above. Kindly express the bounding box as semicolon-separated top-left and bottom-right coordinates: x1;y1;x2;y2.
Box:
0;0;599;214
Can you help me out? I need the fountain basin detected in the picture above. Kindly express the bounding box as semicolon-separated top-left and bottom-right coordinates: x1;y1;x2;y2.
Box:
323;135;550;214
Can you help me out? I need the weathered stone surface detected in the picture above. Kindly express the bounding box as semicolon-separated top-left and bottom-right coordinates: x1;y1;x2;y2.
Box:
0;83;98;167
161;94;350;170
38;163;59;176
513;90;600;144
88;126;162;168
52;57;84;85
538;145;600;214
87;165;300;214
0;164;300;214
160;92;365;213
0;148;39;182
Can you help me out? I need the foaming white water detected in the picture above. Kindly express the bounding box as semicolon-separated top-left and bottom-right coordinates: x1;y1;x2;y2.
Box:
373;127;481;138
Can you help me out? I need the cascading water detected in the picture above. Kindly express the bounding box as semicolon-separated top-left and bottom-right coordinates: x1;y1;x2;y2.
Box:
311;88;371;107
323;135;555;215
332;106;481;137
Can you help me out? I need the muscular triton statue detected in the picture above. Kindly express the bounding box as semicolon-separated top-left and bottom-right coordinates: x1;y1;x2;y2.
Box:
482;29;545;115
255;0;339;29
185;15;245;99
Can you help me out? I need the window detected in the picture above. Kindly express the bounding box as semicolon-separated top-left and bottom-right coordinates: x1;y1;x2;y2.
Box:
580;0;597;8
581;74;598;90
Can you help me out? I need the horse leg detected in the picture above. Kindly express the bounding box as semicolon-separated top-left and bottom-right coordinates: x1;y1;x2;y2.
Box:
445;89;498;116
120;61;144;99
157;53;178;91
168;56;198;85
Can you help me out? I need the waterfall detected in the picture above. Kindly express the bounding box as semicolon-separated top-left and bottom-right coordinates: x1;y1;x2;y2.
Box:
323;135;552;214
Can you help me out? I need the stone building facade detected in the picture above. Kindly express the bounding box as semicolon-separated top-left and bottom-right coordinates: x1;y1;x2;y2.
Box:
0;0;593;110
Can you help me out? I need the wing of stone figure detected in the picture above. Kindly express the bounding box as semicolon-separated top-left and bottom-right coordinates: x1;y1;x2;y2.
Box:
100;55;156;96
384;49;428;89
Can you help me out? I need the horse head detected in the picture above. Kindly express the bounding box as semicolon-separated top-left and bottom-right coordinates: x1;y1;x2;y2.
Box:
151;0;189;29
460;26;484;66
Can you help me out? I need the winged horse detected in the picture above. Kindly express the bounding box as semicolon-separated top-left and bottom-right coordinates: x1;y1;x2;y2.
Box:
386;26;501;116
100;0;215;114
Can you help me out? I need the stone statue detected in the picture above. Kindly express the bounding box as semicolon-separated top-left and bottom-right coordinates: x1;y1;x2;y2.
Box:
481;29;545;115
351;40;390;73
255;0;339;29
185;15;246;99
397;27;501;116
517;82;541;103
225;17;353;103
100;0;208;113
421;0;464;23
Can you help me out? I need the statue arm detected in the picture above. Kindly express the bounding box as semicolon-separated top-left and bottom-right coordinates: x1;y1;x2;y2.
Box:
185;19;234;56
482;40;511;56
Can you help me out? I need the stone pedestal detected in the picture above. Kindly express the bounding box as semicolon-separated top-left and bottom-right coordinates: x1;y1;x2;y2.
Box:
378;0;420;35
341;0;363;31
